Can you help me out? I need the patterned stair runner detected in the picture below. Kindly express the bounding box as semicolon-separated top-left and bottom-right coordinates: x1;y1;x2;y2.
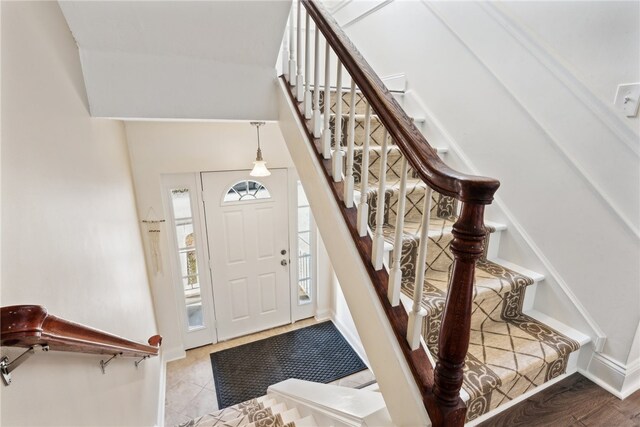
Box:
323;92;581;421
177;396;316;427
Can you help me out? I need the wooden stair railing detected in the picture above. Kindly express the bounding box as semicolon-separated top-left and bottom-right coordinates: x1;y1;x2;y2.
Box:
283;1;500;426
1;305;161;384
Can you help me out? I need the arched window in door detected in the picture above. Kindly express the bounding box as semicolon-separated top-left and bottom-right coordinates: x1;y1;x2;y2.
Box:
223;180;271;202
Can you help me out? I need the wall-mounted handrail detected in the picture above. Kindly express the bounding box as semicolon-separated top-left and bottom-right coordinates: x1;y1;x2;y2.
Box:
1;305;161;358
303;0;499;205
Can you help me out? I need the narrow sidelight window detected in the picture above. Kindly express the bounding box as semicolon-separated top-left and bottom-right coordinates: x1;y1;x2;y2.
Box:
297;181;314;305
169;188;203;330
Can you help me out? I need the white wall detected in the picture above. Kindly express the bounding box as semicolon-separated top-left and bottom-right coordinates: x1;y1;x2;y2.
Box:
59;1;291;120
497;0;640;132
336;0;639;386
1;2;160;426
124;121;295;356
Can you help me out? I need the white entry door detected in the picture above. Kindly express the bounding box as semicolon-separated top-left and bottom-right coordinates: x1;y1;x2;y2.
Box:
202;169;291;341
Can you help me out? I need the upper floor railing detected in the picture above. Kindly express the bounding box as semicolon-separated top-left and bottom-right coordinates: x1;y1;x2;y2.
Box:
281;1;500;425
1;305;161;385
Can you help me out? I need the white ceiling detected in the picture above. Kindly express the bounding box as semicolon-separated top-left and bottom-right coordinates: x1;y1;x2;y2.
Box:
59;1;291;120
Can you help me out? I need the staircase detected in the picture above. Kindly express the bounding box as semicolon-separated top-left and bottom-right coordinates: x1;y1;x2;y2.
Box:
341;91;586;420
277;1;591;425
177;394;317;427
176;379;391;427
313;86;588;424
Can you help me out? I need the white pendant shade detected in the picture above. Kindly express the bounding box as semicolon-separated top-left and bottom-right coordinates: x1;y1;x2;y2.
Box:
250;160;271;177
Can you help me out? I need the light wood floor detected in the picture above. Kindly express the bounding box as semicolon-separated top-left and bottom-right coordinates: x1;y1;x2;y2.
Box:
479;373;640;426
164;318;375;426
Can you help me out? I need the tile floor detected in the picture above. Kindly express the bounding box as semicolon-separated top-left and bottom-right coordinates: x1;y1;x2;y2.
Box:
164;318;376;426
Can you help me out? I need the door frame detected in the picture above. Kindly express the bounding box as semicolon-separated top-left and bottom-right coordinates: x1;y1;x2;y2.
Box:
161;173;218;349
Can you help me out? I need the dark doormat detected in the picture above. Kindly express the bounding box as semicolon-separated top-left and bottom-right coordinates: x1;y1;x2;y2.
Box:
210;321;367;409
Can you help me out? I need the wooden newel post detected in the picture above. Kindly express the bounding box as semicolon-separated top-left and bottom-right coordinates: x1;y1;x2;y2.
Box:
433;202;487;415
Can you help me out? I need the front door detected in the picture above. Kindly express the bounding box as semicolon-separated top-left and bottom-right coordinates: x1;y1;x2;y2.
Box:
202;169;291;341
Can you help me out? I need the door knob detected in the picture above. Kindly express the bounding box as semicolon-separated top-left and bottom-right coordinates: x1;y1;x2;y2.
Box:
281;260;288;266
281;249;287;255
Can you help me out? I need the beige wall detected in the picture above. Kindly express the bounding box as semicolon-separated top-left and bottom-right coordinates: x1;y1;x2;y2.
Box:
124;120;296;356
1;2;161;426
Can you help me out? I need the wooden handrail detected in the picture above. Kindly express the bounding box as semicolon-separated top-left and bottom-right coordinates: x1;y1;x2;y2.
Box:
303;0;500;204
1;305;161;358
292;2;503;425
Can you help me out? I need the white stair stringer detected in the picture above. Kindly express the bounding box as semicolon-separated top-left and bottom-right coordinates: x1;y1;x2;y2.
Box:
268;379;392;427
278;78;431;427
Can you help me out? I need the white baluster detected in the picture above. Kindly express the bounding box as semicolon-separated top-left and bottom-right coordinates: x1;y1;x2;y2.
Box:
321;44;331;159
343;80;357;208
371;129;389;270
296;0;304;102
312;27;322;138
332;63;344;182
282;14;290;81
303;12;312;119
357;104;372;237
407;187;433;350
288;2;295;85
388;157;408;306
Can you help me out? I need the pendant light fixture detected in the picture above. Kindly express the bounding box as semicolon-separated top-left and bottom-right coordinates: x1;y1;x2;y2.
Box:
249;121;271;177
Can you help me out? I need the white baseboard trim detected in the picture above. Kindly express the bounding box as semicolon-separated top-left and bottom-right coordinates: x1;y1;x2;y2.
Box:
581;352;640;399
315;309;332;322
156;354;168;427
622;359;640;399
330;311;370;368
162;346;186;363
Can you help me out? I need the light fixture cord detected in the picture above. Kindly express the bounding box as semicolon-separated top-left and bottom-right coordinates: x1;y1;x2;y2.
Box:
256;124;263;161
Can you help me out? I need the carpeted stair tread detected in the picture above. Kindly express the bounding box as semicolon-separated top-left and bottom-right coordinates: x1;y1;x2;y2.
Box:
354;145;416;186
398;260;577;422
460;310;579;420
178;397;274;427
400;256;534;315
220;403;287;427
364;180;458;230
236;405;295;427
398;275;579;422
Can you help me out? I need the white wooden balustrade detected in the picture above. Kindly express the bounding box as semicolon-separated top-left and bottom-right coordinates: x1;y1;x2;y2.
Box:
331;63;343;182
303;11;312;119
321;43;331;160
312;26;321;138
282;0;433;360
371;130;389;271
387;157;408;307
343;80;357;208
288;5;295;84
356;104;372;237
407;187;432;350
296;0;303;101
